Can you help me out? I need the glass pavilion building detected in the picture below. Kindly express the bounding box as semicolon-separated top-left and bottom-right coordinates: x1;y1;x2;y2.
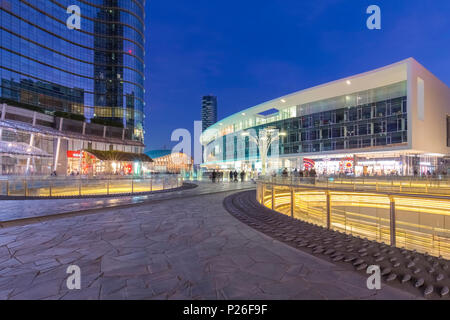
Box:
0;0;149;175
201;59;450;176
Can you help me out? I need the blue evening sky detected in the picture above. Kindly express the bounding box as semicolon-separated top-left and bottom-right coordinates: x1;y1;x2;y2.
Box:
144;0;449;151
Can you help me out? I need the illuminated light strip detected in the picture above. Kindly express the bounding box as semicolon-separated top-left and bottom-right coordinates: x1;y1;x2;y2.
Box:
264;185;450;259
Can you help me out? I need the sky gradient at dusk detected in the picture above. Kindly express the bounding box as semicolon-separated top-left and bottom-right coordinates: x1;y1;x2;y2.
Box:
144;0;449;151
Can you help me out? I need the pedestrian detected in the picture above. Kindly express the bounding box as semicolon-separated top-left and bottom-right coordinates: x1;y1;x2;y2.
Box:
240;170;245;182
229;170;233;182
233;170;238;182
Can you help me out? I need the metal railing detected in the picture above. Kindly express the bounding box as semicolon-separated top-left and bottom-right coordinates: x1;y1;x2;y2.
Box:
257;178;450;259
0;175;183;197
259;176;450;196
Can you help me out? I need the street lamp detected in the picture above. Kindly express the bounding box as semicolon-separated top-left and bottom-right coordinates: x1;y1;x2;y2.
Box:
242;127;286;176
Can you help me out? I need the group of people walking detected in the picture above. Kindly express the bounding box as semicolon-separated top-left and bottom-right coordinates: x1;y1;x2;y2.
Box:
210;169;246;183
281;168;317;178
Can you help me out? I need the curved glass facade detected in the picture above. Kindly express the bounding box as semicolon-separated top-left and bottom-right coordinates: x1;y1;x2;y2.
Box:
0;0;145;141
201;80;416;175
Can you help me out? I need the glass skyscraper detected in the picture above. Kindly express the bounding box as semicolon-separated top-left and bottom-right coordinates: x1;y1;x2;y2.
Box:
201;95;217;132
0;0;145;142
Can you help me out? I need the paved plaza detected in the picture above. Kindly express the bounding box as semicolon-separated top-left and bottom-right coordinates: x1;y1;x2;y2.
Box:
0;182;418;299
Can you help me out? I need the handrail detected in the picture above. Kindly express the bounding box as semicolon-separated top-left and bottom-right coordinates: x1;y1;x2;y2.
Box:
0;175;183;198
257;179;450;259
258;176;450;197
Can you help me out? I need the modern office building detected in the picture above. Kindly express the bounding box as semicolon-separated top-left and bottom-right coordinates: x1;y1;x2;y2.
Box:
201;58;450;176
0;0;148;175
201;95;218;132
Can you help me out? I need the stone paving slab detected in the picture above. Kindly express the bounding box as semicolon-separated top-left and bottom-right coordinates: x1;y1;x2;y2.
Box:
0;185;418;300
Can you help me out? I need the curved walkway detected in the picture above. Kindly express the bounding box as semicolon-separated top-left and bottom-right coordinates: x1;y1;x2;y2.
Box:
0;181;253;224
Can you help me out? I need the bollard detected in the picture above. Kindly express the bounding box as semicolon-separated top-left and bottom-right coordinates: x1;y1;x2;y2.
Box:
389;196;396;247
271;185;274;210
326;192;331;230
24;180;28;197
290;187;294;218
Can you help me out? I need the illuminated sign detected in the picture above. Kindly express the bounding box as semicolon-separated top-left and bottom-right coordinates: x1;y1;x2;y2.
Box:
67;151;95;159
67;151;81;158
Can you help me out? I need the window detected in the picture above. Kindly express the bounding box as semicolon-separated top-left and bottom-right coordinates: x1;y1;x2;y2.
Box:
376;136;387;146
374;121;385;134
346;125;356;137
358;123;368;136
336;110;345;123
349;108;358;121
391;98;402;114
391;132;403;144
332;127;341;138
376;102;387;117
362;105;372;119
387;118;398;132
335;140;345;150
349;139;358;149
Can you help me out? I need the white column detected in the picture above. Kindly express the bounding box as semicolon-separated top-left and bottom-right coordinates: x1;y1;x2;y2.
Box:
54;118;63;172
54;138;61;172
1;103;6;120
26;134;35;174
